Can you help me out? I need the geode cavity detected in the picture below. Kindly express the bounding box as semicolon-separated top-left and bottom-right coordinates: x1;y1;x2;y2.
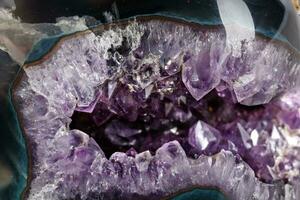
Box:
12;14;300;200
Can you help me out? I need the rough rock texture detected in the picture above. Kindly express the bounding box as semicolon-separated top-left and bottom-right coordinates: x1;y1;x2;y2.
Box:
13;17;300;199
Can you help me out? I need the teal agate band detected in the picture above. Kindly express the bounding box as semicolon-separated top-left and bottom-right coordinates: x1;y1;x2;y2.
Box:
171;188;227;200
0;51;28;200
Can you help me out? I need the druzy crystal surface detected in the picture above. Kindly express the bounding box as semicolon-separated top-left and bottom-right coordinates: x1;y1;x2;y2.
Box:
11;14;300;200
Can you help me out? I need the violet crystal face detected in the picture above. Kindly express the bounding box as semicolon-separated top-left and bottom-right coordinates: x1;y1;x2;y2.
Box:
4;0;300;200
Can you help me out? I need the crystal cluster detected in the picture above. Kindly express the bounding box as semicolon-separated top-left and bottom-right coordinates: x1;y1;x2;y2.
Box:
13;17;300;199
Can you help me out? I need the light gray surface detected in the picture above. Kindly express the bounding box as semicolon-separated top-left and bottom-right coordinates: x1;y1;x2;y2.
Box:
0;0;15;10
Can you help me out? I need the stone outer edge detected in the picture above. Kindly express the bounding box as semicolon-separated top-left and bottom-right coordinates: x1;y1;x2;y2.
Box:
11;70;33;200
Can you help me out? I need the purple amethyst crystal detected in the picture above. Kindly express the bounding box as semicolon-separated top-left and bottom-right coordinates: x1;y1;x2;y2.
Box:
188;121;220;152
12;16;300;200
182;44;222;101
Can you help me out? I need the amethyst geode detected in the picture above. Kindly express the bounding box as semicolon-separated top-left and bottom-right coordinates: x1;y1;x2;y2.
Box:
13;16;300;200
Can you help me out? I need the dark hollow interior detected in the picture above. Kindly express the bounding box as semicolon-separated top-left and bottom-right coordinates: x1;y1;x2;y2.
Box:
70;90;263;158
70;93;199;158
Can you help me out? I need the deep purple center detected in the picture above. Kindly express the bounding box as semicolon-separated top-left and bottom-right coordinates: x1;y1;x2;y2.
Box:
70;75;275;182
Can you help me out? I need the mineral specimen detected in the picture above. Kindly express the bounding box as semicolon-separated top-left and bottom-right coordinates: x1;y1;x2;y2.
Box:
11;14;300;200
